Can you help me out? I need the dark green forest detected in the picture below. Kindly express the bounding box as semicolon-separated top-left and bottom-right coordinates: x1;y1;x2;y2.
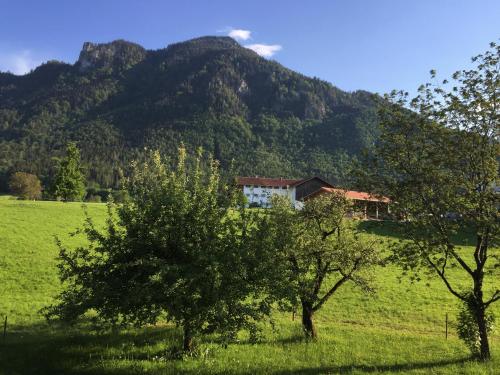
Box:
0;36;380;191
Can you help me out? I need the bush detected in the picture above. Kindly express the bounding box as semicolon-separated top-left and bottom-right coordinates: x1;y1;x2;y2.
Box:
9;172;42;200
86;187;112;202
111;189;129;203
85;187;130;203
86;195;102;203
456;296;495;357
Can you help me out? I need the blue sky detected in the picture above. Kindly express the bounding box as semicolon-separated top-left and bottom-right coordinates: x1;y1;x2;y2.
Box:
0;0;498;95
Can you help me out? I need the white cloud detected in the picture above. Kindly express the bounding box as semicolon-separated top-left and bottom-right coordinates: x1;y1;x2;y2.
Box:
227;28;252;41
245;44;282;58
0;50;42;75
218;28;283;58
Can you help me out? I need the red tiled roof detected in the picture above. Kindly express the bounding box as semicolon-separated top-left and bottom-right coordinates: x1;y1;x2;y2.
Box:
306;187;390;203
237;176;303;187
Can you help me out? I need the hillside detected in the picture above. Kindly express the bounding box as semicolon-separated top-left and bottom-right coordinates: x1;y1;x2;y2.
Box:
0;199;499;374
0;36;380;191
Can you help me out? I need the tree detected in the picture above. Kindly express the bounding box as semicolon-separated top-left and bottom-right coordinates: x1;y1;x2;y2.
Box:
259;194;381;339
45;146;270;352
372;43;499;360
8;172;42;200
52;142;86;201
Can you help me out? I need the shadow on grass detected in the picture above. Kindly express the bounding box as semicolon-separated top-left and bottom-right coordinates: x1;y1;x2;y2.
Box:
357;220;476;247
0;324;182;375
272;335;309;345
0;324;477;375
268;357;473;375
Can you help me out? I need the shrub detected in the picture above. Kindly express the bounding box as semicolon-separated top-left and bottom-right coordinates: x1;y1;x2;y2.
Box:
86;187;112;202
111;189;129;203
9;172;42;200
86;194;102;203
457;295;495;357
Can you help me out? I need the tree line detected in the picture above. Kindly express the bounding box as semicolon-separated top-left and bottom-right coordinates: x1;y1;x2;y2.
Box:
7;142;126;203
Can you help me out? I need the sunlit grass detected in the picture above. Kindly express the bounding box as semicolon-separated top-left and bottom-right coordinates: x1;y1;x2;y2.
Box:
0;198;498;374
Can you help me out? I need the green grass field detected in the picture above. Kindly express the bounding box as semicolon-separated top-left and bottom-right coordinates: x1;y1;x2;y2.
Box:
0;198;499;374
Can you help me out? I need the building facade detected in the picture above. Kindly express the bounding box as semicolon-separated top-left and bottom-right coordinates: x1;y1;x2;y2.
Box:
237;176;334;208
237;177;300;207
237;176;390;219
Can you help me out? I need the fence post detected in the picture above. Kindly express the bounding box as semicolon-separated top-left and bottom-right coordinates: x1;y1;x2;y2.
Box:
3;316;6;340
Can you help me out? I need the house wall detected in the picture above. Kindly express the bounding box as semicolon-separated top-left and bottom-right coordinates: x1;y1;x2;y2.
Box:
242;185;296;207
295;178;332;201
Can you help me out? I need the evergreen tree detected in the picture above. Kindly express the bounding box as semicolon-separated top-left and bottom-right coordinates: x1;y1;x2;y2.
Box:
52;142;86;201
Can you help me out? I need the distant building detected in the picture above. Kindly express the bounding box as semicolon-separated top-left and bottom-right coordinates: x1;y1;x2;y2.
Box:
236;176;333;208
303;187;390;219
237;176;390;219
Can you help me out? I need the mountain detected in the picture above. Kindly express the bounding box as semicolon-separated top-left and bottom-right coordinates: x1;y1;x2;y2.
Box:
0;36;380;191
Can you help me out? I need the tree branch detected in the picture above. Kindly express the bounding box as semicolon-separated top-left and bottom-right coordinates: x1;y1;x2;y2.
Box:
484;290;500;308
426;256;467;301
312;254;325;296
312;274;349;312
448;246;475;277
312;258;361;312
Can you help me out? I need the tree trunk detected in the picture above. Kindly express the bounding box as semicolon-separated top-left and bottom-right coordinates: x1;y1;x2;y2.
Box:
301;301;317;339
475;306;491;361
472;266;490;361
183;324;193;352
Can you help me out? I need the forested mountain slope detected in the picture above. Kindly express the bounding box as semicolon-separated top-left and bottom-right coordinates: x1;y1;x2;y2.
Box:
0;36;380;190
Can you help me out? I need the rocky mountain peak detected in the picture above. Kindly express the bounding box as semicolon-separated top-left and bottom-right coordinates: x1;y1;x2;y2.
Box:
77;39;147;71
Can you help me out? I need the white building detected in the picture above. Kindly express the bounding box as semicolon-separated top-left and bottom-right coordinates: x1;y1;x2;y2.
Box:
237;177;300;207
237;176;334;208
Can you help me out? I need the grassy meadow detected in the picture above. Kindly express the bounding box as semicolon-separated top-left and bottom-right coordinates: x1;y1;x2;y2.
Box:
0;197;499;374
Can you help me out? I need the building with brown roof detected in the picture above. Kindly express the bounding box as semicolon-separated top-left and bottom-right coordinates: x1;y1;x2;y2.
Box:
303;187;390;219
237;176;390;219
236;176;333;208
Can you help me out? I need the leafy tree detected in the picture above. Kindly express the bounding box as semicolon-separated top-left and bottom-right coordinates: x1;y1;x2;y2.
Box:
8;172;42;200
45;146;271;352
52;142;86;201
259;194;381;338
372;43;499;360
